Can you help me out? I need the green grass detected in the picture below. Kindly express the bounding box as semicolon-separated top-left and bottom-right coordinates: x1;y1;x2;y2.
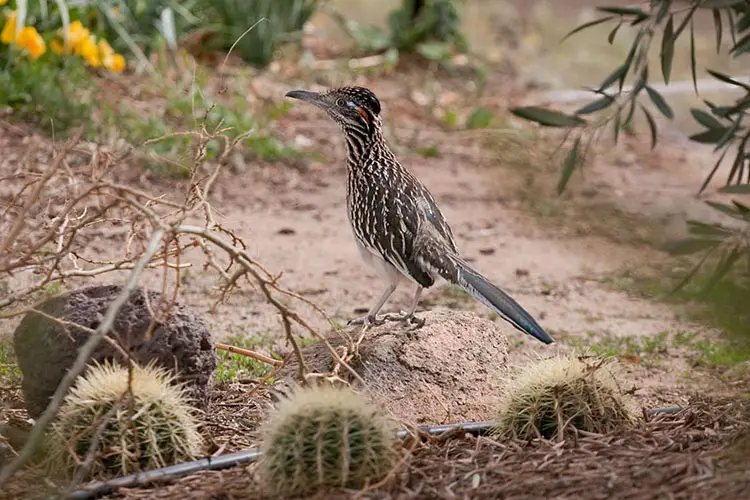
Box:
601;266;750;368
569;331;670;367
93;67;304;177
214;332;318;383
215;333;278;383
691;339;750;368
6;53;305;178
0;338;22;388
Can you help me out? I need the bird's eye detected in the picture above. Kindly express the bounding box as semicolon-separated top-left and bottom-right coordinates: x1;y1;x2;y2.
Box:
336;98;347;107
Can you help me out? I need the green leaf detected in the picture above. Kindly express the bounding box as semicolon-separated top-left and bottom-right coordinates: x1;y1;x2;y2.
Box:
620;32;643;91
668;249;714;295
737;9;750;32
686;220;733;238
674;5;697;38
664;238;719;256
646;86;674;119
417;42;454;61
727;136;749;185
655;0;671;23
384;47;399;69
690;108;724;130
345;20;390;51
623;98;638;130
575;95;615;115
706;69;750;89
726;8;738;46
640;104;658;150
733;200;750;215
690;128;730;144
633;64;649;96
702;246;742;293
703;99;735;118
608;22;622;44
661;16;675;85
718;184;750;194
558;137;581;195
466;107;495;129
699;149;728;194
714;116;742;151
713;9;723;53
598;63;628;92
690;20;697;94
730;33;750;56
563;16;616;41
510;107;586;127
706;200;744;220
597;6;648;17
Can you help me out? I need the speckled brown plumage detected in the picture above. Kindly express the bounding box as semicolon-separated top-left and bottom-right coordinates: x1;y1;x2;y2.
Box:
285;86;553;344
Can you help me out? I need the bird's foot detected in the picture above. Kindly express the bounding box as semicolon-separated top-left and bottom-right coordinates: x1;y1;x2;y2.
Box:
346;312;425;328
346;314;387;327
383;311;425;327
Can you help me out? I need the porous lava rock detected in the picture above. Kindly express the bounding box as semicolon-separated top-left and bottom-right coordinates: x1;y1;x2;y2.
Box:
13;285;216;418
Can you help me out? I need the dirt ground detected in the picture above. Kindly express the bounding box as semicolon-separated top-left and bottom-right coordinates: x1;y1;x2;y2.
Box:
1;1;749;498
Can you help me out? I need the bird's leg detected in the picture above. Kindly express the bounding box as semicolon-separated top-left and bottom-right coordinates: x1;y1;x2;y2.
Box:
383;286;425;326
347;281;398;327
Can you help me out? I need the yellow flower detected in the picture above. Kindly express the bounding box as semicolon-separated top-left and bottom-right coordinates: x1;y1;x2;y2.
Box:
50;38;64;55
1;12;16;45
0;0;8;6
67;20;90;54
98;39;114;57
103;52;125;74
16;26;46;59
79;35;101;67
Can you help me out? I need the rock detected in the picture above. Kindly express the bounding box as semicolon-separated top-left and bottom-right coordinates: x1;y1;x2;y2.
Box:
281;310;510;425
13;285;216;419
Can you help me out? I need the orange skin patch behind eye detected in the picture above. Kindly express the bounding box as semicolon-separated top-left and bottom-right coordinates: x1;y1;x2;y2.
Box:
356;106;370;122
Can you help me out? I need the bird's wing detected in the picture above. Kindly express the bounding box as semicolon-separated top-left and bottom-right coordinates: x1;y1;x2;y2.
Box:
411;180;458;254
355;172;457;288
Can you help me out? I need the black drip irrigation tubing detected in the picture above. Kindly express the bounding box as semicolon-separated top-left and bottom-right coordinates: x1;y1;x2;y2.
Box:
67;406;683;500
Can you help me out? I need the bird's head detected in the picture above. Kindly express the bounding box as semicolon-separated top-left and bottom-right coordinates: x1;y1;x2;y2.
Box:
285;86;382;137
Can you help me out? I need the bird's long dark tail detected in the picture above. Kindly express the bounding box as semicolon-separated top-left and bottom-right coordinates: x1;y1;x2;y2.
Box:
432;252;554;345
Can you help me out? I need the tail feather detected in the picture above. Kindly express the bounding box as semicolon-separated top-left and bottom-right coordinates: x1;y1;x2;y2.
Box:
436;256;554;345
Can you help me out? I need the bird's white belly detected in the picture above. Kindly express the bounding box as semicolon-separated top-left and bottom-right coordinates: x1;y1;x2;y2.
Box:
354;239;419;286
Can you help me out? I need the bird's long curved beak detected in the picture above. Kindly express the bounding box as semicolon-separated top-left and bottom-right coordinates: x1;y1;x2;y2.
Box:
285;90;323;104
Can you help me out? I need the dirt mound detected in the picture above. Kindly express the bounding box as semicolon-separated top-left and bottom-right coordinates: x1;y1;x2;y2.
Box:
282;310;511;425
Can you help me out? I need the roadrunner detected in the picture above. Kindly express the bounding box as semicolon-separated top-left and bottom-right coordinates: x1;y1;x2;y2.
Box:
286;86;553;344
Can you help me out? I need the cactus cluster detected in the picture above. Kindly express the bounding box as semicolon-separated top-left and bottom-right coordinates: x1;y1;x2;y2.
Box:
47;361;203;479
260;384;396;496
493;355;639;440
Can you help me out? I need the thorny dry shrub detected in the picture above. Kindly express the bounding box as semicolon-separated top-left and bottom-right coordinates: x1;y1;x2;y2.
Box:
0;119;359;489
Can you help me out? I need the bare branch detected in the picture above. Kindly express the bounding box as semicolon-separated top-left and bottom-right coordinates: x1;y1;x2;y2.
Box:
0;228;166;487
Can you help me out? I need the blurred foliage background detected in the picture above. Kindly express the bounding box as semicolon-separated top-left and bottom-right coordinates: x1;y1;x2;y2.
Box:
1;0;748;361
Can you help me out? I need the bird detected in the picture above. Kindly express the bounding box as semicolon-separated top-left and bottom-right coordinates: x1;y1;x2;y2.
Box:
285;86;553;345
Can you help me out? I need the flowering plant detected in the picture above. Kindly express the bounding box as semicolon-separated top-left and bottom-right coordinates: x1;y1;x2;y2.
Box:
1;2;126;73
